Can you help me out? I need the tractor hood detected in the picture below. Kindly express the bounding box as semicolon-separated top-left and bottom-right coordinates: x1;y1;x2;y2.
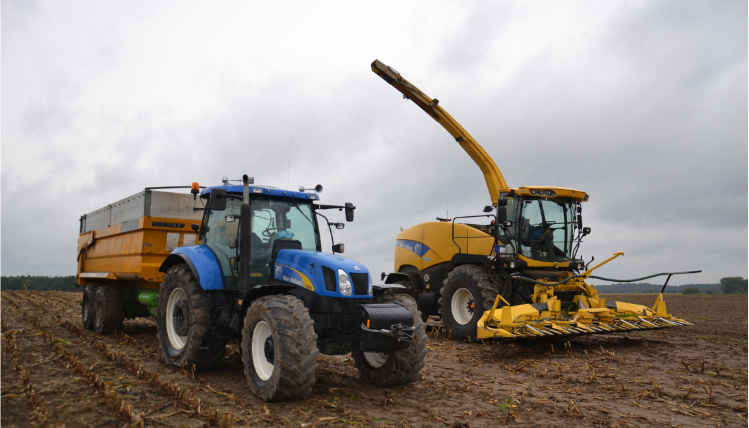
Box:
273;249;371;298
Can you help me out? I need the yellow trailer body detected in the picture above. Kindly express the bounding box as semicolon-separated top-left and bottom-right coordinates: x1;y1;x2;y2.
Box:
77;189;202;290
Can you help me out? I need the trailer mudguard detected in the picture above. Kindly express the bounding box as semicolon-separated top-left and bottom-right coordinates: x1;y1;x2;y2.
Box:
159;245;224;291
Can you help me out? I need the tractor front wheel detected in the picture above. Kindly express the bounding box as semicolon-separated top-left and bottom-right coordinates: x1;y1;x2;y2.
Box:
439;265;499;341
353;294;427;386
157;264;226;369
241;295;318;402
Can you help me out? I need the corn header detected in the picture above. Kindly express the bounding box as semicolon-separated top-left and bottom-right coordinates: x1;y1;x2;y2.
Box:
372;59;698;341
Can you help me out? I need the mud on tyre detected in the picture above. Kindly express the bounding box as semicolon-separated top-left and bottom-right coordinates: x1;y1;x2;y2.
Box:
93;285;124;335
439;264;500;341
157;264;226;369
82;284;96;330
241;295;318;402
352;293;428;386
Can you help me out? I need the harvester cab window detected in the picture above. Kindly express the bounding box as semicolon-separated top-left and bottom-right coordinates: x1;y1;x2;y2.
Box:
518;198;574;262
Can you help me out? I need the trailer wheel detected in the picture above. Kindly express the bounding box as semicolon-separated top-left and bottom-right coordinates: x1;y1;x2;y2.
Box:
241;295;318;402
439;265;499;341
82;285;96;330
157;264;226;369
93;285;124;335
352;294;427;386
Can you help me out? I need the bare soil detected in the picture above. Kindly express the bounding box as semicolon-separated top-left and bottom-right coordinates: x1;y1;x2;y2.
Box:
1;291;746;427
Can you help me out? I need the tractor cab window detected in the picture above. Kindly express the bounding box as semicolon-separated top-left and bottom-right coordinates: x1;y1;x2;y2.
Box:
517;198;574;263
204;198;242;289
248;197;319;284
204;196;319;289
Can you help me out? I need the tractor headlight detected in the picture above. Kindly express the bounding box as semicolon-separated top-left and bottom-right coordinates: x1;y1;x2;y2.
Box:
338;269;352;296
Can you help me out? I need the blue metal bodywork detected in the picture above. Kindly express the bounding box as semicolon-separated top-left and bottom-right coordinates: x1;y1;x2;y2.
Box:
274;249;370;297
161;185;369;297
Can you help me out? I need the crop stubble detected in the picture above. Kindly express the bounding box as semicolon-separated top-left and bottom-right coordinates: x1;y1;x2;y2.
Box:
1;291;746;427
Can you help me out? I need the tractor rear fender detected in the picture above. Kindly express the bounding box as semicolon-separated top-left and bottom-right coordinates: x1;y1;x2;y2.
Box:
159;245;224;291
382;272;416;286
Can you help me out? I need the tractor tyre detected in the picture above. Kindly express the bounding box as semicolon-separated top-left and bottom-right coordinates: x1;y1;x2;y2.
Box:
393;280;429;322
82;285;96;330
439;265;500;341
353;293;427;386
157;264;226;369
241;295;318;402
93;285;124;335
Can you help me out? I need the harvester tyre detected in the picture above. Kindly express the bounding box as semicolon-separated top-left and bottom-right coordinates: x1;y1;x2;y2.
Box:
440;265;499;341
93;285;124;335
241;295;318;402
157;264;226;370
82;285;96;330
353;294;427;386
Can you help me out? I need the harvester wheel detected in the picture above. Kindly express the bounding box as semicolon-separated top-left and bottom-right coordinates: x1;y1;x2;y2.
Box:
93;285;124;335
440;265;499;341
353;294;427;386
241;295;318;402
82;285;96;330
157;264;226;369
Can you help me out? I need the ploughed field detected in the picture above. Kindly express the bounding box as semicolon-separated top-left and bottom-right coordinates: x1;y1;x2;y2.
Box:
1;291;746;427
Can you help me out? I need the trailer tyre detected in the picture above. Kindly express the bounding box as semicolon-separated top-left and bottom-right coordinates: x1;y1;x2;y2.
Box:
93;285;124;335
440;265;499;341
352;294;427;386
82;285;96;330
157;264;226;369
241;295;318;402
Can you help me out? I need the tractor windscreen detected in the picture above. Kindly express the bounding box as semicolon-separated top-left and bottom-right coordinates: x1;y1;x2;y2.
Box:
515;198;575;263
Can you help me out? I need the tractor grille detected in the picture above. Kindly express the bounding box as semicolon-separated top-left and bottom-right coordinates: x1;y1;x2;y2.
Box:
322;267;337;292
350;273;369;296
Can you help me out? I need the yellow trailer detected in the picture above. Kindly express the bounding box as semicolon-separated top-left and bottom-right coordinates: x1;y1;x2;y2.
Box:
77;186;202;332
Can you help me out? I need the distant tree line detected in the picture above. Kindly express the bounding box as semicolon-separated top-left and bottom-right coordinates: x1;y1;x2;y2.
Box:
1;276;78;292
1;275;746;294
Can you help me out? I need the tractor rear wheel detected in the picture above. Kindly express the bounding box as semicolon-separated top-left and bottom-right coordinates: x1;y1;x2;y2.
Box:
241;295;318;402
82;285;96;330
352;294;427;386
439;265;500;341
93;285;124;335
157;264;226;369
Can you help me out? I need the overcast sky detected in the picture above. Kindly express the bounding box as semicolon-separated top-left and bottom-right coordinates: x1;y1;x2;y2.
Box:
2;1;747;286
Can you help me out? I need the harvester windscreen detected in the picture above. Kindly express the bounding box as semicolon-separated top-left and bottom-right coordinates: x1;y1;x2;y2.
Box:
517;198;575;263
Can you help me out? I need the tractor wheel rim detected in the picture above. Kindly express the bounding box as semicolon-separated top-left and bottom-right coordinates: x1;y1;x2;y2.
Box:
252;321;274;381
363;352;389;368
166;287;188;350
451;288;474;325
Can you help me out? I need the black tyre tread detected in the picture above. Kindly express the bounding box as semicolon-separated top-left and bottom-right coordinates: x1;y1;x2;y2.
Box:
439;265;500;341
94;285;124;335
352;294;428;386
157;264;226;370
241;295;318;402
82;285;96;330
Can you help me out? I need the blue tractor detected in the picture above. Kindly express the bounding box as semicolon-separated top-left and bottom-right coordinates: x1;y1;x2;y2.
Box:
156;175;427;401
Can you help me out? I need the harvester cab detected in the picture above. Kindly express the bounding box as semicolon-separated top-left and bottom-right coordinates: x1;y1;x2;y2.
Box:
372;59;698;341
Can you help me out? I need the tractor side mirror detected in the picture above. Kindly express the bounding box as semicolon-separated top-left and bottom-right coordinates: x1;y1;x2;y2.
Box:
344;203;355;222
209;189;227;211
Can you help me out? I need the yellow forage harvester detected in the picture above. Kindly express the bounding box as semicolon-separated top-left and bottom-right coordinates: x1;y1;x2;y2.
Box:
372;59;698;341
